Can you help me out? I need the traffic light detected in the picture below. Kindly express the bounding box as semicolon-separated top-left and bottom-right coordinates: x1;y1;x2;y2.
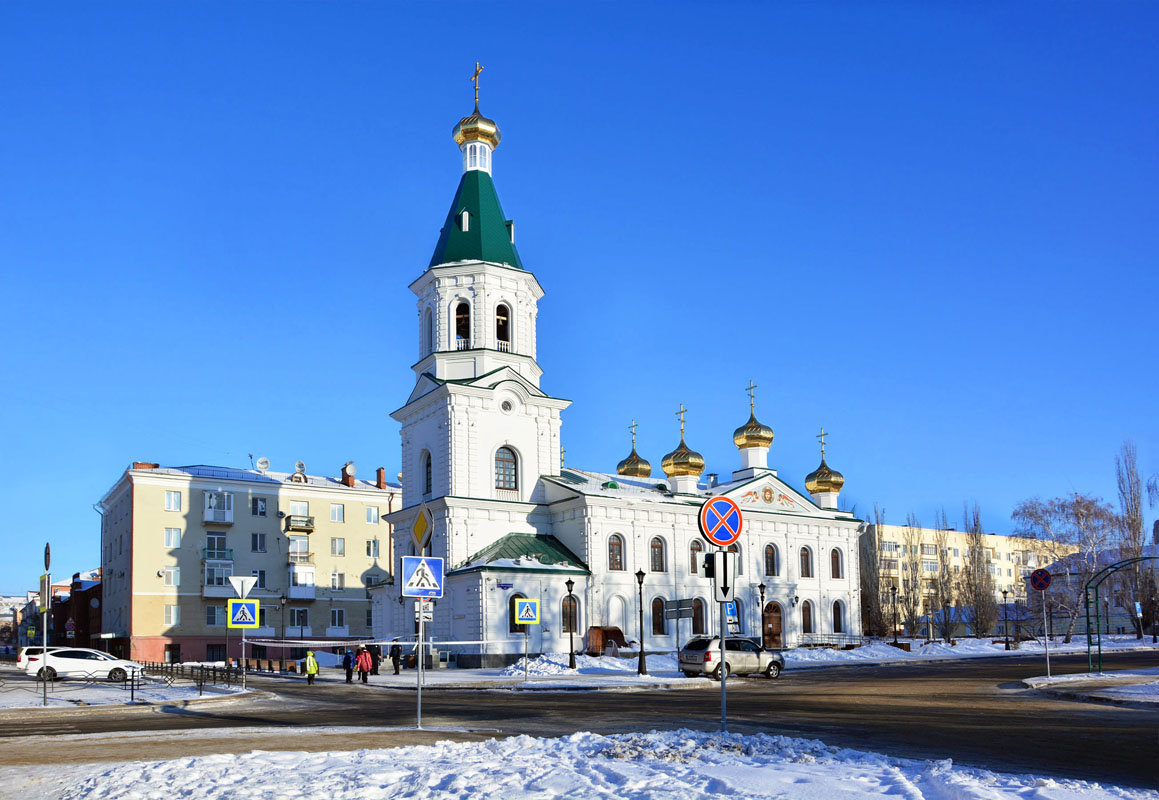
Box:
703;553;715;579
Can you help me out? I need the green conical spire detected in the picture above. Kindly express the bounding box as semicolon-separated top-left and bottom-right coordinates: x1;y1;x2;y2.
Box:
428;170;523;269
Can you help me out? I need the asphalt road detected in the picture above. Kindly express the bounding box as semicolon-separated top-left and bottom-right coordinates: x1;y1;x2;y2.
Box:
1;651;1156;789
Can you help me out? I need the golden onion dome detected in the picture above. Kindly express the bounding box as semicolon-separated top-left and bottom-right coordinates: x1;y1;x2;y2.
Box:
733;412;774;449
452;105;501;149
661;436;706;478
616;446;652;478
805;457;845;495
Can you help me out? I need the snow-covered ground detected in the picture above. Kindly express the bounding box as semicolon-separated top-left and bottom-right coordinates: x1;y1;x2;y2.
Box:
2;728;1149;800
783;634;1157;667
0;667;244;709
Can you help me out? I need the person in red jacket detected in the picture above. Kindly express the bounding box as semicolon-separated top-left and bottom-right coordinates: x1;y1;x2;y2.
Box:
355;646;373;683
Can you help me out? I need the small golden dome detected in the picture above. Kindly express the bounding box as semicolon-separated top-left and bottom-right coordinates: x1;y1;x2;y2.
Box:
453;106;501;149
805;458;845;495
733;412;774;449
661;436;706;478
616;447;652;478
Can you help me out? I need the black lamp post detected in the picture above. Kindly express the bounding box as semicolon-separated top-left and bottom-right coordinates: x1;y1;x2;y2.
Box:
565;578;576;669
1151;593;1157;644
757;583;767;648
279;595;287;672
1002;589;1009;650
890;585;898;645
635;569;647;676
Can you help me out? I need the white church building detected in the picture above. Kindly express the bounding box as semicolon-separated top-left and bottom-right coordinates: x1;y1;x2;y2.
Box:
371;93;863;667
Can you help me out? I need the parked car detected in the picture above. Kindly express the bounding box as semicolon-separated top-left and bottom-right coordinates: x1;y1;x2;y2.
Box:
17;646;63;671
678;636;785;680
24;648;144;682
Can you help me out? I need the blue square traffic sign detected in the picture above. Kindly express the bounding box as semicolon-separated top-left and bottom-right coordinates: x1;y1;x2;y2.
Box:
401;556;444;598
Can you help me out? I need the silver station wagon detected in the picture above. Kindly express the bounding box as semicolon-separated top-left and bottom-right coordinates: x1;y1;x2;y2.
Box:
679;636;785;680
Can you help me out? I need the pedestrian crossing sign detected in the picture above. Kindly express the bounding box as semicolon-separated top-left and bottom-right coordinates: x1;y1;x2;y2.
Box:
514;598;539;625
228;599;260;629
401;556;444;599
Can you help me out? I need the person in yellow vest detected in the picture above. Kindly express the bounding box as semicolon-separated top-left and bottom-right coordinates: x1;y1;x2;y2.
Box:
304;651;319;685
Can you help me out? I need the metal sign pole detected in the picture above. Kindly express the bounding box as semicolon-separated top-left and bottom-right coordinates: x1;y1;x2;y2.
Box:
1042;589;1051;679
719;596;727;732
241;629;247;691
416;604;424;730
524;628;529;680
42;602;48;707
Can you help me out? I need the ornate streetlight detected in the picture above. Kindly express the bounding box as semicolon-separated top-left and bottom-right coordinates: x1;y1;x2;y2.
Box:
635;569;647;676
890;585;898;646
565;578;577;669
1001;589;1010;650
757;583;767;648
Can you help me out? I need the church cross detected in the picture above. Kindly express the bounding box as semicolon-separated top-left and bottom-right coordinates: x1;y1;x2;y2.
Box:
745;379;758;413
560;447;566;468
817;427;828;458
470;61;484;107
675;404;687;439
629;419;638;447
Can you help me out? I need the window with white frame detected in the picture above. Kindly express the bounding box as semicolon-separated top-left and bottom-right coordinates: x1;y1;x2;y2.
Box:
164;528;181;548
165;491;182;511
164;605;179;626
290;569;314;587
331;572;345;589
330;504;345;523
331;608;346;628
366;539;380;558
331;537;345;557
921;560;938;572
366;506;379;524
206;605;225;626
252;569;266;589
251;533;266;553
163;566;180;586
251;497;267;517
205;563;232;586
290;500;308;517
290;608;308;627
921;544;937;556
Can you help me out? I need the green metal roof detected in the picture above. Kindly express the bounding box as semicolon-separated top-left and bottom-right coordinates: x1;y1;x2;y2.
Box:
429;170;524;269
449;533;589;574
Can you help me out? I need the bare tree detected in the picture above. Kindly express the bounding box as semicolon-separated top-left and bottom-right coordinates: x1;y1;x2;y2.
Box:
931;507;956;642
900;513;923;637
1012;493;1116;642
1115;441;1146;637
859;505;887;637
957;504;998;638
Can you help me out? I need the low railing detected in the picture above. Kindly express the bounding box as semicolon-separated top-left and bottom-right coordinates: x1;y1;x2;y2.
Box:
797;633;864;649
139;661;243;694
288;552;314;564
496;340;510;352
286;515;314;532
201;548;233;560
456;336;471;351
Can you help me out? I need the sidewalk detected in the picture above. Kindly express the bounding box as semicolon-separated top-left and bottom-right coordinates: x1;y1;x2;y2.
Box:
1022;666;1159;709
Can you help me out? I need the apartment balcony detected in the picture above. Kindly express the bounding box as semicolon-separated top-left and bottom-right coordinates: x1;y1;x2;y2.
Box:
203;508;234;525
287;585;316;600
287;551;314;565
285;515;314;533
202;583;234;599
201;548;233;561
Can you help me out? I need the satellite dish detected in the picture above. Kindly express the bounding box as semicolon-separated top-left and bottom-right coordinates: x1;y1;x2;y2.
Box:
295;460;306;474
256;457;270;472
343;461;356;477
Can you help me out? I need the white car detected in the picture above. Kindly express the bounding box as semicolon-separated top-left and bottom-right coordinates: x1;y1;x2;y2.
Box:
17;646;63;670
24;647;144;682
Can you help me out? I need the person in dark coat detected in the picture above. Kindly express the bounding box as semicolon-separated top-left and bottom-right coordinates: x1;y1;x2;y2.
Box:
342;649;354;684
369;646;380;676
389;640;402;675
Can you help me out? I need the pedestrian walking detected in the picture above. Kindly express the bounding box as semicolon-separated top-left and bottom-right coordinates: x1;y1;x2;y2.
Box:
342;649;355;684
369;646;380;676
389;640;402;675
356;646;373;684
304;650;319;685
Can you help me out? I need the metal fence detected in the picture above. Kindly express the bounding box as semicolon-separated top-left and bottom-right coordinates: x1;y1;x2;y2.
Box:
139;662;242;693
797;633;864;649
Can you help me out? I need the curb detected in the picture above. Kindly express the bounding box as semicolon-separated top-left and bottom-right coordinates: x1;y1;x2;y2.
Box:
1026;684;1159;711
0;687;272;719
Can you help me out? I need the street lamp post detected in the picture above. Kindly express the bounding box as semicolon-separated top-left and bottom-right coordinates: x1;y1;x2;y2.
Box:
279;595;287;672
757;583;767;649
635;569;647;676
890;585;898;646
565;578;576;670
1002;589;1009;650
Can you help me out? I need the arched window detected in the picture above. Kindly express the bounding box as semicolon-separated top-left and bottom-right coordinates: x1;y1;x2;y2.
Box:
422;451;432;496
800;547;813;579
480;147;488;170
608;534;625;571
561;595;579;634
728;543;742;575
455;301;470;349
496;304;511;351
689;540;702;575
692;598;706;635
764;544;779;576
650;537;666;572
423;308;434;356
832;600;844;634
469;144;478;168
495;447;517;491
508;593;526;634
801;600;814;634
831;548;843;579
651;597;666;635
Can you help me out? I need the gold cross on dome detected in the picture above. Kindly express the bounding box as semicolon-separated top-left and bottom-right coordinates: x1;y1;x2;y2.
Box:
470;61;484;107
745;380;758;412
560;447;566;468
675;404;687;438
817;427;828;457
629;419;638;447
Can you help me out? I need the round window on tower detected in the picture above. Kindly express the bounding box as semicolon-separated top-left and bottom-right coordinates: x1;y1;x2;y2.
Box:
501;400;513;413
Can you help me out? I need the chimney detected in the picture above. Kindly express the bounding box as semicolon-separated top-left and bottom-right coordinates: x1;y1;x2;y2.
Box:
376;467;387;490
132;462;159;470
340;461;356;488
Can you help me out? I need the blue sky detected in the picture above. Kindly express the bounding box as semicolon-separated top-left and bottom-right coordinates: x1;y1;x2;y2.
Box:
1;3;1156;593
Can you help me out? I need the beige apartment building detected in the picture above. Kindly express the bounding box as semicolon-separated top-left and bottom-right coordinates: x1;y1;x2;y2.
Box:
97;462;399;663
